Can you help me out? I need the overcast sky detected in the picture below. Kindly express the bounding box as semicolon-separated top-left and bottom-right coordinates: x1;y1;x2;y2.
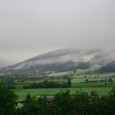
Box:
0;0;115;62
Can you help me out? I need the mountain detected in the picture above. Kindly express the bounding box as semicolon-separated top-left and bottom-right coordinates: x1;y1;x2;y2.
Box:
0;48;115;74
99;61;115;72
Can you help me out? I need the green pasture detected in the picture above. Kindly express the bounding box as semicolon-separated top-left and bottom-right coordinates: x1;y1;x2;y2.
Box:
14;76;115;89
14;87;112;100
12;72;115;100
72;82;115;88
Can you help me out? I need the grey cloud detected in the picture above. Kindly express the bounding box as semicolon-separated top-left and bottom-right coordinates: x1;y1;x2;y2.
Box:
0;0;115;61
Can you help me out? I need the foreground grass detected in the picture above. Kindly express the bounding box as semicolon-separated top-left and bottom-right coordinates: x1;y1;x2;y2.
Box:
14;87;112;100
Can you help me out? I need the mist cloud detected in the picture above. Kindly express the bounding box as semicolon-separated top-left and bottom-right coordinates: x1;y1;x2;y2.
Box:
0;0;115;62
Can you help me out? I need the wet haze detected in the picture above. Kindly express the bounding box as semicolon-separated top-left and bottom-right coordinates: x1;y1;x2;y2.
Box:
0;0;115;62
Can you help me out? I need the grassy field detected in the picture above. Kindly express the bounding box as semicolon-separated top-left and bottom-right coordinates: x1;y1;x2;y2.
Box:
13;72;115;100
14;87;112;100
14;80;115;100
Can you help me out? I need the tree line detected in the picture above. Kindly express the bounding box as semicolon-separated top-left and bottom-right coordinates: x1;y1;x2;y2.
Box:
15;88;115;115
1;81;115;115
23;78;71;89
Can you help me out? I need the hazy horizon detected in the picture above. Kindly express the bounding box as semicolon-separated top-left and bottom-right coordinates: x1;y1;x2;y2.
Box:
0;0;115;62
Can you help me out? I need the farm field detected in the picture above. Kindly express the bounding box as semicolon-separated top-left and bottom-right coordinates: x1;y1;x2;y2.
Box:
7;72;115;100
14;87;112;100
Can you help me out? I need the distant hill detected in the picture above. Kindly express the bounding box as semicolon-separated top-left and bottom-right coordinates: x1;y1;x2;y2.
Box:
99;61;115;72
0;48;115;74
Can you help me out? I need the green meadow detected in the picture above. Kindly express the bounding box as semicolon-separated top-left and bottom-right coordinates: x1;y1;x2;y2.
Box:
12;72;115;100
14;87;112;100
